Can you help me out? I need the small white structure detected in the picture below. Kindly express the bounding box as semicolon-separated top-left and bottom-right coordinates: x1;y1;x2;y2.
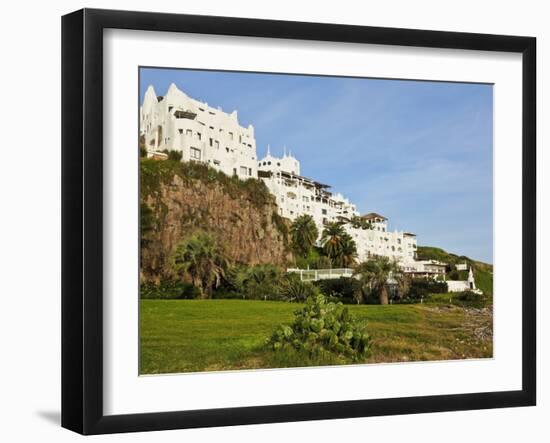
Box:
140;83;258;180
447;267;482;294
456;263;468;271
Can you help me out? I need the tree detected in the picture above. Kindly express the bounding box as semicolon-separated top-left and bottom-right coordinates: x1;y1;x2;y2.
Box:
339;233;358;268
320;222;346;264
290;215;319;257
320;222;357;267
352;257;403;305
171;232;229;298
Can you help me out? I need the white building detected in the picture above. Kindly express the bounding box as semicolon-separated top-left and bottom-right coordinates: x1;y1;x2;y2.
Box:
344;214;418;263
400;259;446;278
257;147;358;226
140;84;258;180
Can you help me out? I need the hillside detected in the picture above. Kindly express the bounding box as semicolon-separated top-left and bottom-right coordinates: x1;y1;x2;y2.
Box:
140;159;292;283
417;246;493;296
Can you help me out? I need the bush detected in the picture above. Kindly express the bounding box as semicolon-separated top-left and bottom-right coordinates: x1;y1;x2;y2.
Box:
452;290;491;307
406;278;448;300
279;275;320;302
314;277;359;304
266;295;371;362
225;264;283;300
161;149;183;161
294;248;321;269
140;280;201;299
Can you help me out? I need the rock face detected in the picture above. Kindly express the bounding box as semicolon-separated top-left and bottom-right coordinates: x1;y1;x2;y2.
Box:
141;172;292;283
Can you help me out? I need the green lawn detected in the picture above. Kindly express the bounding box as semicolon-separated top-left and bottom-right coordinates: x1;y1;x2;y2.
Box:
140;299;493;374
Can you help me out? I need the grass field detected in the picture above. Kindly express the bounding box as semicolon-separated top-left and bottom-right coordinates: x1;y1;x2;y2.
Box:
140;299;493;374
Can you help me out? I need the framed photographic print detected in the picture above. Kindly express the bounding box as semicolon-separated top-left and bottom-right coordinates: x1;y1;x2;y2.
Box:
61;8;536;435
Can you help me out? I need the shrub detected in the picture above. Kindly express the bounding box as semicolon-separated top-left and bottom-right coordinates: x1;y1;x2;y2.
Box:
140;203;155;246
279;274;320;302
266;295;371;362
225;264;283;300
453;290;490;307
406;278;448;300
314;277;359;304
315;255;332;270
140;280;201;299
294;248;322;269
161;149;183;161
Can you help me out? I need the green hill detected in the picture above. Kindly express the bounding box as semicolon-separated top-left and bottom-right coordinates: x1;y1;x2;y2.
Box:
417;246;493;297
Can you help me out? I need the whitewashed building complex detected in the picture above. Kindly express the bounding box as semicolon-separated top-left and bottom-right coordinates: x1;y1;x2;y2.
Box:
140;84;258;180
140;84;437;271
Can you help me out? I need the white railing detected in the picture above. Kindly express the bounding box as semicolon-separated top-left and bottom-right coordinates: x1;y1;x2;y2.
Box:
286;268;354;282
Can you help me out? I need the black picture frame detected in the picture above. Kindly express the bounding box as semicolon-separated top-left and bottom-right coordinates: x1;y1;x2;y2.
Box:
61;8;537;435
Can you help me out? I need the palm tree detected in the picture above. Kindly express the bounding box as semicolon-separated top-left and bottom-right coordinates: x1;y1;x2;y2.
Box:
320;222;345;263
352;257;402;305
321;222;356;267
171;232;229;298
339;233;358;268
290;215;319;257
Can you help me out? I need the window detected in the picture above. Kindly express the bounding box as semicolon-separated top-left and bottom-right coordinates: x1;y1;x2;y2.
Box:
199;107;205;112
233;168;237;176
168;106;173;112
322;209;327;215
209;126;214;130
215;141;220;149
178;129;183;134
213;160;221;166
190;147;201;160
239;135;242;143
229;132;234;140
209;138;213;147
196;132;202;141
248;168;252;176
186;129;192;136
240;166;248;176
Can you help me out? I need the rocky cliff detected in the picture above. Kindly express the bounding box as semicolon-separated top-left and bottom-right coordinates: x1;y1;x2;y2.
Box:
140;160;292;282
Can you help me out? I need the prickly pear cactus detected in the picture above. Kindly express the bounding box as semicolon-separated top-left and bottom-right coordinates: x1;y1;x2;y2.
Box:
266;295;371;361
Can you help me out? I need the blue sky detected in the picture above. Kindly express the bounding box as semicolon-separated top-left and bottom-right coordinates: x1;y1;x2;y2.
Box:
140;68;493;263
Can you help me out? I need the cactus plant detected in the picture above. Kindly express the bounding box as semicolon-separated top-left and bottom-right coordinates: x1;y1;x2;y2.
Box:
266;295;371;361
